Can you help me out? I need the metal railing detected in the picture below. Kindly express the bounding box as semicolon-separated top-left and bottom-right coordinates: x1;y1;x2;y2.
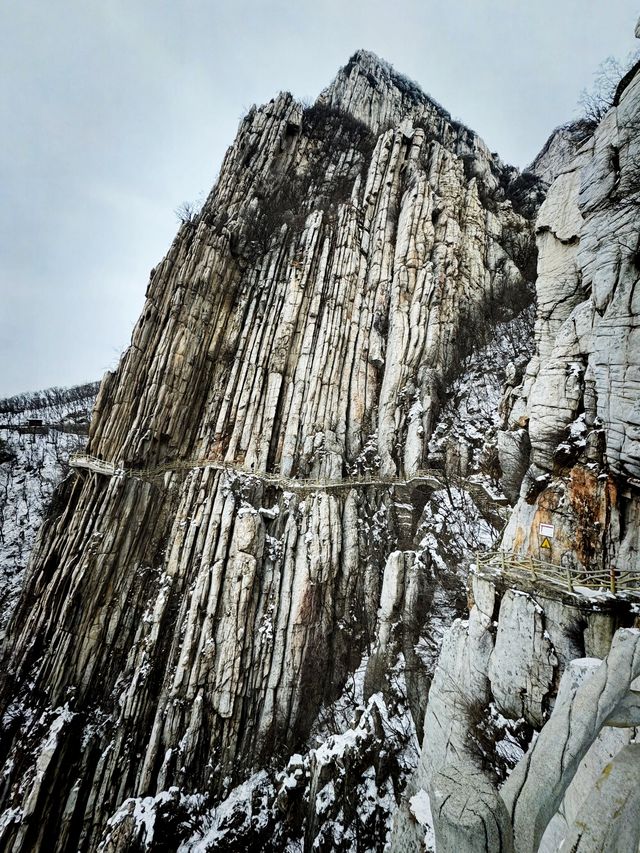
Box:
476;550;640;596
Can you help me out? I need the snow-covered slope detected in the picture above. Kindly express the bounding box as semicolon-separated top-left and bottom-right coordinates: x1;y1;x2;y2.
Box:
0;384;98;638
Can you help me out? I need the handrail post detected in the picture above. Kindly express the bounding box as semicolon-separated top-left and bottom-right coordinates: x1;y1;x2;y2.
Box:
565;564;574;593
501;551;506;573
610;566;616;595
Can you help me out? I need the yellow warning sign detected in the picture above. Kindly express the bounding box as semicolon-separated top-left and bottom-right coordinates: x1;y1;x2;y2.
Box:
540;537;552;549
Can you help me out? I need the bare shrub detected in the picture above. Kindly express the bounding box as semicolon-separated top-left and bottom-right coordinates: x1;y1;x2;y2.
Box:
579;52;640;128
175;199;202;225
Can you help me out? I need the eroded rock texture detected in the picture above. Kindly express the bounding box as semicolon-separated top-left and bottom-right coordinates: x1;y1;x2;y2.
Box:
0;53;539;851
390;572;639;853
393;43;640;853
527;120;593;186
499;58;640;577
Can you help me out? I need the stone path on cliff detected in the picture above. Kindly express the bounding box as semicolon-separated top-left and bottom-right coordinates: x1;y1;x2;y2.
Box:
69;452;507;525
70;451;446;490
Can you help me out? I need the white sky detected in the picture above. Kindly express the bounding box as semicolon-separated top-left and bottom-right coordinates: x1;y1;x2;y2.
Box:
1;0;638;396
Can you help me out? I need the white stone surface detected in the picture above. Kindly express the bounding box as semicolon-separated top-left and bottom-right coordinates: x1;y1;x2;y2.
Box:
488;589;557;726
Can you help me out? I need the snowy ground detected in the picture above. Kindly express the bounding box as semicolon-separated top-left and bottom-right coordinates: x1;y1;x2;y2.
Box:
0;384;98;639
429;304;534;482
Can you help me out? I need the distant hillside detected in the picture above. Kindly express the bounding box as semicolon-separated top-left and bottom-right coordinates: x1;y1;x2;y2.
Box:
0;381;99;639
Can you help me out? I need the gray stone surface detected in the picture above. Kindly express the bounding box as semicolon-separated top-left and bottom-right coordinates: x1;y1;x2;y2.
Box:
497;427;530;504
502;59;640;576
502;628;640;853
561;744;640;853
431;767;513;853
488;589;557;726
528;121;593;186
0;51;541;853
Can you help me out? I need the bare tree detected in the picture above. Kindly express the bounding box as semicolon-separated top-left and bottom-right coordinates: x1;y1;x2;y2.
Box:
579;52;640;127
175;199;202;224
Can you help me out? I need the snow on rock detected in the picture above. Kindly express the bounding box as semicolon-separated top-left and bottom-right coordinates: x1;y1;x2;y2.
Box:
409;789;436;850
391;544;639;851
428;305;535;485
0;21;638;850
99;788;207;852
0;384;97;638
177;688;419;852
499;57;640;578
0;44;545;853
416;485;499;582
176;774;271;853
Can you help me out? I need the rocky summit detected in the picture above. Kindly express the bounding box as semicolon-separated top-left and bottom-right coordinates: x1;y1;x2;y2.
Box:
1;27;640;853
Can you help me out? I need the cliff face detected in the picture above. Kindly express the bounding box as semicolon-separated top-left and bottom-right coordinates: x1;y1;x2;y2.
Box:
391;46;640;853
87;50;535;482
499;57;640;577
0;53;540;852
527;120;593;186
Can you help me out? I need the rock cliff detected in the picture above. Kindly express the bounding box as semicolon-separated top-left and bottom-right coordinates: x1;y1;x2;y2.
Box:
499;52;640;579
2;28;639;853
0;51;541;851
391;32;640;853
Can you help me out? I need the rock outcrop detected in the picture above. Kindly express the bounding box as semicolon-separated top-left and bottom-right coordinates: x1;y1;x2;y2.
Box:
498;51;640;579
429;625;640;853
393;31;640;853
390;571;639;853
5;28;639;851
0;53;539;851
527;120;594;186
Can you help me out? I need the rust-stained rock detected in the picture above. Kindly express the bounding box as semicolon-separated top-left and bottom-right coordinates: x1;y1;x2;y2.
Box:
500;58;640;578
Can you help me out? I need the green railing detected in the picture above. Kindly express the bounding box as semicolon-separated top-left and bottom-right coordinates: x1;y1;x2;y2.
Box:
475;550;640;596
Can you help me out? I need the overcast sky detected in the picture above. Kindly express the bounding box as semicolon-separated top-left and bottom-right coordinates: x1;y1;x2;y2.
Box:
1;1;638;397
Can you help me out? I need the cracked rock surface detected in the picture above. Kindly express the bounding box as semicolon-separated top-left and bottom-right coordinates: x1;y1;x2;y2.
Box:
3;30;639;853
393;44;640;853
499;58;640;577
0;52;538;853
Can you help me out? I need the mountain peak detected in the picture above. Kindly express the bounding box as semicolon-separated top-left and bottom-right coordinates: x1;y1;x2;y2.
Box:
320;49;451;134
341;49;433;102
344;49;391;73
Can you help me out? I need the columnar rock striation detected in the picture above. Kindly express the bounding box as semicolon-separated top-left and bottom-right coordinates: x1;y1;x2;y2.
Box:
498;49;640;577
0;53;540;852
